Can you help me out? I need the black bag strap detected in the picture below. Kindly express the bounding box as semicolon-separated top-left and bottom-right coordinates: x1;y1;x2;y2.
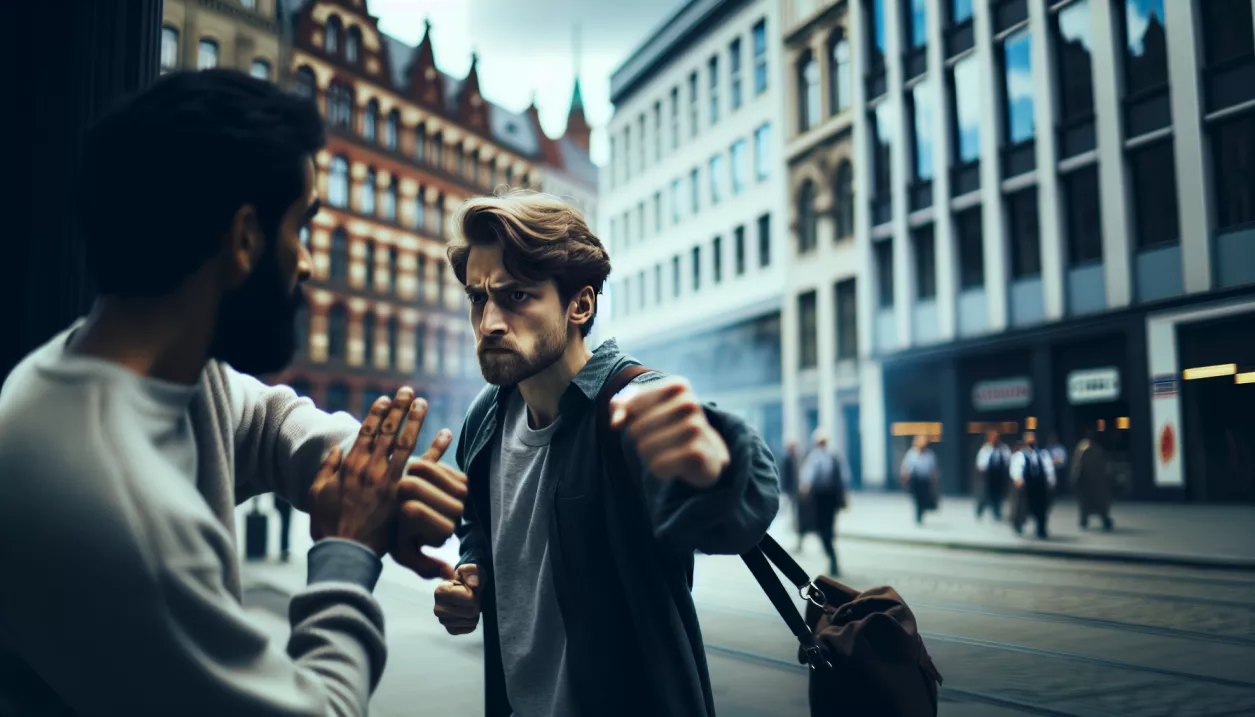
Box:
741;539;829;669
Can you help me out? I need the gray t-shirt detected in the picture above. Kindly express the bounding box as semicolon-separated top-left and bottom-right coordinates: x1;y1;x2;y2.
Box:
489;390;574;717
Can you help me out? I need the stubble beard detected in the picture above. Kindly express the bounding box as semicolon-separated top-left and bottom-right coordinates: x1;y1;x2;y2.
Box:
478;320;569;386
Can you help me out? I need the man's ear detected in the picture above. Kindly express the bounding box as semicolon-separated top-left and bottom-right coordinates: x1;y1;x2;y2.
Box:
222;204;264;288
567;286;596;330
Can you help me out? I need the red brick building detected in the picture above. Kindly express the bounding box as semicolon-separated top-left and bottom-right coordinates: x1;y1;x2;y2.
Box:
275;0;595;445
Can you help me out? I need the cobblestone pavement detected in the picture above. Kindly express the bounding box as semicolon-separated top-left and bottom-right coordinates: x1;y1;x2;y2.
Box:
242;518;1255;717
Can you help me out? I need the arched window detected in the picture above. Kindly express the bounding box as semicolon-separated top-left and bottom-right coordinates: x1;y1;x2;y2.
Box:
382;176;398;222
346;26;362;64
830;32;852;114
387;317;399;369
415;186;427;231
433;133;444;167
385;110;400;151
386;247;397;293
415;123;427;162
330;228;349;280
325;15;342;55
361;167;376;215
294;66;315;98
435;193;446;239
327;304;347;359
327;83;353;128
362;312;376;365
797;180;817;252
250;58;271;80
328;156;350;208
363;99;378;142
798;52;820;132
363;240;375;291
834;160;854;239
415;323;427;370
160;26;179;73
198;38;219;69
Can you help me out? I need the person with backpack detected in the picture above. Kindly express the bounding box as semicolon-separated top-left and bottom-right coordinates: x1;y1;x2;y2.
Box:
1010;430;1056;538
429;191;780;717
974;429;1012;521
798;429;847;576
900;435;939;525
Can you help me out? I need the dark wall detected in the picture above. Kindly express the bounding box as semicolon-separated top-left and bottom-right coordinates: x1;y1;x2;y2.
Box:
3;1;163;383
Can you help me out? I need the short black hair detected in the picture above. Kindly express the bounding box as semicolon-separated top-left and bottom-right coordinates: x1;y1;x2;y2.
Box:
79;69;326;296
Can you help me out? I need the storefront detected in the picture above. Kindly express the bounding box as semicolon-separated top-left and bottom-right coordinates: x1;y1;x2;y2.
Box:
882;359;950;492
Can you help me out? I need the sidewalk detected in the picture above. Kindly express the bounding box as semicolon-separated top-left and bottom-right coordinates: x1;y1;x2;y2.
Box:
790;491;1255;570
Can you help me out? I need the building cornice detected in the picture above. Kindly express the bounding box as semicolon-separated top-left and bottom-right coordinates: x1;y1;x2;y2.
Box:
195;0;282;33
783;0;848;48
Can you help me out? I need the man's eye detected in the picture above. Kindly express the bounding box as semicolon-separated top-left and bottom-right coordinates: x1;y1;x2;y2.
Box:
508;291;529;302
468;294;486;304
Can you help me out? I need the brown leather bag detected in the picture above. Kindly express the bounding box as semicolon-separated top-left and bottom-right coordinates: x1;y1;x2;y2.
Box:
744;536;943;716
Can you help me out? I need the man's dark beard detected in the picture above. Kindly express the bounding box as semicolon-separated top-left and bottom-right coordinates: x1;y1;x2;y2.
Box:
478;319;567;386
210;241;304;376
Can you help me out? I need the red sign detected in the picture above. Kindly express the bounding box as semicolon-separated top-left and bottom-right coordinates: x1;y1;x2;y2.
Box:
1159;423;1176;466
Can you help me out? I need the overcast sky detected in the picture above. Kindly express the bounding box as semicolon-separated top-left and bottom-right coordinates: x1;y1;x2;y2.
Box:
369;0;682;166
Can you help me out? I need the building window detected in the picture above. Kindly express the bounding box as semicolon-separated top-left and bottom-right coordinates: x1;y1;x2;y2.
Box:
415;325;426;370
1007;188;1041;278
1063;166;1103;265
328;305;347;359
346;26;361;64
872;102;894;201
797;180;818;253
734;225;747;276
874;239;894;308
1055;0;1095;124
363;241;375;292
1122;0;1168;97
623;211;631;247
637;115;646;172
692;246;702;292
325;383;349;413
386;110;399;151
689;72;700;138
758;212;772;267
729;139;748;196
672;255;682;297
638;202;646;241
868;0;887;70
363;100;378;142
250;58;271;80
951;54;981;164
835;279;858;360
359;314;374;365
653;191;663;233
1130;140;1180;247
327;83;353;128
1201;0;1254;78
709;154;724;205
906;0;927;49
754;123;772;181
383;177;398;222
690;167;700;214
361;168;377;215
435;194;446;239
328;156;350;208
799;291;818;369
294;66;315;98
1211;112;1255;230
834;160;854;239
830;31;851;114
415;124;427;162
952;0;973;25
161;26;179;72
910;79;935;181
434;328;446;374
654;263;663;304
670;86;680;150
913;225;936;299
654;101;663;161
433;133;444;168
730;38;743;111
955;206;984;289
197;39;219;69
325;15;342;54
387;248;397;294
623;126;632;181
671;179;683;224
709;55;720;125
753;19;769;94
415;187;427;231
637;269;647;309
1002;28;1035;145
799;52;821;132
713;236;723;284
330;229;349;280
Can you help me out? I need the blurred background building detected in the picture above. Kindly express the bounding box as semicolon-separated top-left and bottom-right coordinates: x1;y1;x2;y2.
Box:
600;0;790;457
161;0;285;80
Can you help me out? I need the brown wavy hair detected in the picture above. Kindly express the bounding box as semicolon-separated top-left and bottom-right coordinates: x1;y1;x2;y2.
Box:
447;189;611;337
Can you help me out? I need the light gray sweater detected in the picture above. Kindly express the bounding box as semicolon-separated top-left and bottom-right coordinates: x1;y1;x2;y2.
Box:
0;325;385;717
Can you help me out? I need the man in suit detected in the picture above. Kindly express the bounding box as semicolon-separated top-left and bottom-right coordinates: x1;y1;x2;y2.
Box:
1010;430;1056;539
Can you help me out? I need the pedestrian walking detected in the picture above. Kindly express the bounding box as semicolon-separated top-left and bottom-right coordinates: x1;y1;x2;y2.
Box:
1071;430;1115;531
780;440;811;552
799;430;847;576
1010;431;1056;538
900;435;939;525
975;430;1012;521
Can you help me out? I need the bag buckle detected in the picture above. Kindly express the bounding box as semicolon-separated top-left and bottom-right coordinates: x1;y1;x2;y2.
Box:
802;644;830;670
800;581;827;610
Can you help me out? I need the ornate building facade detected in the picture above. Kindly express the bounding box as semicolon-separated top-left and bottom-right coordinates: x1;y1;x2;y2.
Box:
160;0;285;80
275;0;595;447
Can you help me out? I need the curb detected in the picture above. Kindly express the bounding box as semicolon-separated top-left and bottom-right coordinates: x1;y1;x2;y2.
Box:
836;532;1255;571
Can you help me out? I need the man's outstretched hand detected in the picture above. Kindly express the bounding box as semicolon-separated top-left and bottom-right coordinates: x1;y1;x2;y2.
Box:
392;434;469;580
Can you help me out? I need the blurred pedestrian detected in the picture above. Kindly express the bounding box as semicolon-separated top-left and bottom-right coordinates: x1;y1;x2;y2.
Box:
799;429;846;576
1071;430;1114;531
1010;430;1056;538
779;439;808;551
975;429;1012;521
900;435;939;525
275;496;294;562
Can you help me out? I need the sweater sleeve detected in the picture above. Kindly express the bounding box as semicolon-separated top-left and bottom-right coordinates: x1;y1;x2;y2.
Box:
223;363;360;509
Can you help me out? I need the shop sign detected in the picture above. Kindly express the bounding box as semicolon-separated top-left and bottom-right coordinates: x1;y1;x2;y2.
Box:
1067;367;1121;405
972;377;1033;411
1152;374;1178;398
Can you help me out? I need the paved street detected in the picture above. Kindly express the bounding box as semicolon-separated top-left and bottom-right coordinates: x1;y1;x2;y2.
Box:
240;501;1255;716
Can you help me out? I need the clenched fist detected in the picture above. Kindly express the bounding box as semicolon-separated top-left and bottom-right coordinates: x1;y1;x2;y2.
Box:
433;564;482;635
608;376;730;490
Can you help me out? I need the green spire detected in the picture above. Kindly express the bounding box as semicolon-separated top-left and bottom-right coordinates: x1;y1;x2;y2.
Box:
571;77;584;111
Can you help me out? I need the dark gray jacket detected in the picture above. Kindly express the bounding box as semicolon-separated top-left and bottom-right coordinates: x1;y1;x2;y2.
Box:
454;339;780;717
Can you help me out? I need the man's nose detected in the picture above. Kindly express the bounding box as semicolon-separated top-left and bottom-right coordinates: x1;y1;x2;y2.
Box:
479;299;508;334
